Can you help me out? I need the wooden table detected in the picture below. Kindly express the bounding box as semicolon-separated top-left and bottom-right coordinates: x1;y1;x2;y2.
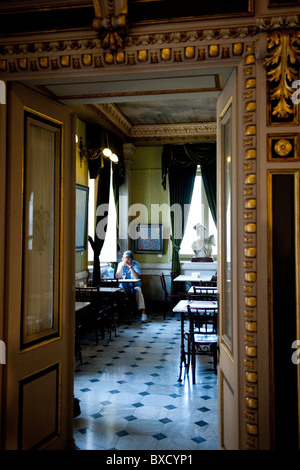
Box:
117;278;141;294
173;299;218;382
75;286;121;296
99;287;121;294
173;274;213;284
75;301;91;311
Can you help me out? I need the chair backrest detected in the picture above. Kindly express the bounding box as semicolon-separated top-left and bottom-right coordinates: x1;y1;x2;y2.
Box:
159;273;168;298
100;278;119;287
199;280;217;287
75;287;87;301
187;305;218;336
170;271;178;283
191;286;218;301
75;286;99;304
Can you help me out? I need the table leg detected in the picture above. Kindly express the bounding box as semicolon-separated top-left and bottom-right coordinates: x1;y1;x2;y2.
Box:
178;312;186;382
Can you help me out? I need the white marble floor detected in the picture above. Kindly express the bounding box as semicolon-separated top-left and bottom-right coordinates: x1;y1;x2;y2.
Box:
73;310;219;451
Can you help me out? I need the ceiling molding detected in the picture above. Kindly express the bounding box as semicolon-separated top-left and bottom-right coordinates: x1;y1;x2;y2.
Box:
129;122;216;144
92;103;133;135
76;103;216;144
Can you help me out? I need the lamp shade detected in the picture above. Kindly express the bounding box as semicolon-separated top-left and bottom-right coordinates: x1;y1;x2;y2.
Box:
103;147;112;157
110;153;119;163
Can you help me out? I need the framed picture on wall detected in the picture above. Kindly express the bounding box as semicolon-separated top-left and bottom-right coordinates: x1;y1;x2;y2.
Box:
76;184;89;251
134;224;164;254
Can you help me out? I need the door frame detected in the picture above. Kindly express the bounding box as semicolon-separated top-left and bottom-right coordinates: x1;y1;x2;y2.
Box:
2;82;76;450
0;34;266;449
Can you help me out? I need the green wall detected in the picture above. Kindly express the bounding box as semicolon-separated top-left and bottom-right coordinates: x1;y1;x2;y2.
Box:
131;146;170;264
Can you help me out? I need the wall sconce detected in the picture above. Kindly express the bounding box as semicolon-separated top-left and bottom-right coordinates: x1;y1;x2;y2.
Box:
78;136;118;167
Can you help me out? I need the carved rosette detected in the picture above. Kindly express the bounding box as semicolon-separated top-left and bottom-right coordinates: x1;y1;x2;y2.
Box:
243;44;258;450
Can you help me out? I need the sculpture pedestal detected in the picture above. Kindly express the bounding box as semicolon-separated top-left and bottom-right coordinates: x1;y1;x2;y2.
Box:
192;257;214;262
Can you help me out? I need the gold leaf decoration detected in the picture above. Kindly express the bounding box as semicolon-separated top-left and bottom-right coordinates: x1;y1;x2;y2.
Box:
263;31;300;120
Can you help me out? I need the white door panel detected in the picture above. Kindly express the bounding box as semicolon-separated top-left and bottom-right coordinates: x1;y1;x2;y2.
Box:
217;69;239;450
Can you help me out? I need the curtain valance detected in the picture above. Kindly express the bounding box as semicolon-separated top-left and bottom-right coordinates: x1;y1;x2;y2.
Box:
161;142;216;189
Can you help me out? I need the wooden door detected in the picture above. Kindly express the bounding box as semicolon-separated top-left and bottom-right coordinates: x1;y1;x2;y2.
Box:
217;69;240;449
2;82;75;449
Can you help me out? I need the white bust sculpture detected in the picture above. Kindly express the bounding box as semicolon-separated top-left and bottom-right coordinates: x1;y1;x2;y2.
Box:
191;223;216;258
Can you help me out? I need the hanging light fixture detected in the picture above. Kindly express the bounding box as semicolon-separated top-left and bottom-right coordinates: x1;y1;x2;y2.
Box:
103;130;118;162
78;135;119;166
102;147;112;158
110;153;119;163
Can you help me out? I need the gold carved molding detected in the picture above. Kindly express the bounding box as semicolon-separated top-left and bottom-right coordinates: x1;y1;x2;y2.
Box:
92;0;128;51
0;40;248;76
263;30;300;125
0;15;299;77
242;43;259;450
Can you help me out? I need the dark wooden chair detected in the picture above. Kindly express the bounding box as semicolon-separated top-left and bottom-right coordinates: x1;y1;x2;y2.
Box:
75;286;115;343
170;270;188;296
199;280;217;287
185;304;219;383
99;278;119;287
160;273;187;319
189;286;218;302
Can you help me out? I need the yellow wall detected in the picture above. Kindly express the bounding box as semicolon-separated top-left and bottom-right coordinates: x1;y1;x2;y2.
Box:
75;130;171;273
131;146;170;264
75;119;88;274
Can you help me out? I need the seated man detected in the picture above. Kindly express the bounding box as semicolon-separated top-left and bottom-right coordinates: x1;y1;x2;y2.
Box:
115;250;147;323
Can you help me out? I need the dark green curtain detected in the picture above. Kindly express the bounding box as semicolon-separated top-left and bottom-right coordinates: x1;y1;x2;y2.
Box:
168;159;197;279
161;142;217;282
86;124;125;285
162;142;217;225
111;135;125;241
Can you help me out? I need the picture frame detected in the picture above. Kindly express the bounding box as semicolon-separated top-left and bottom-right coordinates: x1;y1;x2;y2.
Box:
76;184;89;251
134;224;164;254
268;0;300;7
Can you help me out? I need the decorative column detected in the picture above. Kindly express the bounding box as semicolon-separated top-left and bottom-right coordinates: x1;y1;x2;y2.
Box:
242;42;258;450
118;142;136;257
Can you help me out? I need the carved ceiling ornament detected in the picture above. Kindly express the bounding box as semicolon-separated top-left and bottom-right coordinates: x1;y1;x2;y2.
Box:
92;0;128;51
263;30;300;124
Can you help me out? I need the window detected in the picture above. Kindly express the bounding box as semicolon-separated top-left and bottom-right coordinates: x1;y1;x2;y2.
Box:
88;178;95;264
180;166;217;257
88;165;117;265
100;166;117;262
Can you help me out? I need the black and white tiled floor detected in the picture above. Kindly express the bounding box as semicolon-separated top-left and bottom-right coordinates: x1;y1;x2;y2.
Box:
73;310;219;451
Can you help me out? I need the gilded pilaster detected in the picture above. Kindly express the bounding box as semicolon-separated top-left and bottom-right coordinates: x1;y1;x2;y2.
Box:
243;43;258;450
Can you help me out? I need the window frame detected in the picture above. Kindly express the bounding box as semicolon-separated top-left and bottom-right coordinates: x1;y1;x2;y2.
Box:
180;166;217;260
